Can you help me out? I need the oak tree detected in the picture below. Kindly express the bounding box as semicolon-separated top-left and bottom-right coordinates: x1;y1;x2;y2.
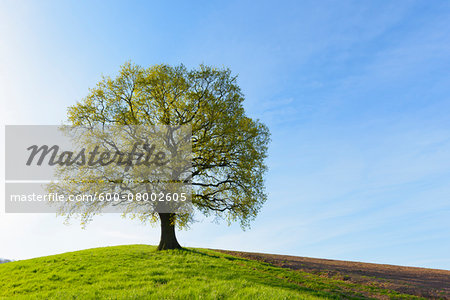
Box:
54;62;270;250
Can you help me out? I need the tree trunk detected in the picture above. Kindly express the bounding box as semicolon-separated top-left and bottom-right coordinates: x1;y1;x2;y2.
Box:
157;213;182;250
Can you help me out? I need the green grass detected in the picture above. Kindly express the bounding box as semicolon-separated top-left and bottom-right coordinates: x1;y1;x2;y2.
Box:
0;245;421;299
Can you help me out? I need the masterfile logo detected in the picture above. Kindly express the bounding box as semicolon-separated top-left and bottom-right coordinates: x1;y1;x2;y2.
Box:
4;125;192;214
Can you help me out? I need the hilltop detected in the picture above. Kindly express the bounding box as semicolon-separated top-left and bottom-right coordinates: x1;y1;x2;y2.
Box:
0;245;433;299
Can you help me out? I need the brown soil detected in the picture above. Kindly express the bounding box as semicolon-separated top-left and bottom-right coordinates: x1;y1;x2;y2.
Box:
215;250;450;299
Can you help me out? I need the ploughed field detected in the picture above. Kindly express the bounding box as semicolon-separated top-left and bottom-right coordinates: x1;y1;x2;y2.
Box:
216;250;450;299
0;244;447;299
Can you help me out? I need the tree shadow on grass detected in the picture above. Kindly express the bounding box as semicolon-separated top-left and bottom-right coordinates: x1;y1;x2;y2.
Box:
183;248;366;300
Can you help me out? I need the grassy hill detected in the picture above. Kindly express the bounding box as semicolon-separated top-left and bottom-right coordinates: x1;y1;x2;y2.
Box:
0;245;421;299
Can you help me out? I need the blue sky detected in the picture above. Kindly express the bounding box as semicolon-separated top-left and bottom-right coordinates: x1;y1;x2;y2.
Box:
1;0;449;269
